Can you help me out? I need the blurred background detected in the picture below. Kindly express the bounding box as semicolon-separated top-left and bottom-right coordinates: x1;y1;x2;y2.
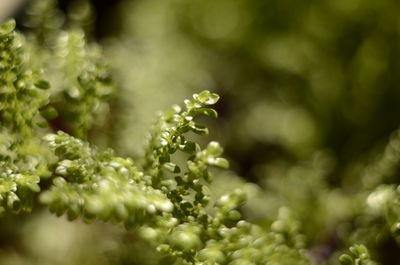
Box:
2;0;400;264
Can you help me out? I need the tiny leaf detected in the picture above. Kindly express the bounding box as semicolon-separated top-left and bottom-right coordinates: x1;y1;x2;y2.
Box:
0;19;16;35
35;80;50;90
163;162;181;173
197;90;220;105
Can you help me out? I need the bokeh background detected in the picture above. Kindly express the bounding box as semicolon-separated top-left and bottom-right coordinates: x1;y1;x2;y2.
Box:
2;0;400;264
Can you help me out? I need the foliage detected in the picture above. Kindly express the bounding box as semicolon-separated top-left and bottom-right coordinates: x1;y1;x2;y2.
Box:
0;17;309;264
0;20;50;215
339;244;377;265
2;0;400;264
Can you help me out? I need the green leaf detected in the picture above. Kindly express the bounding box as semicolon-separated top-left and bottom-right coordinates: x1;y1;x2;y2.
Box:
163;162;181;173
0;19;16;35
192;108;218;118
196;90;220;105
35;80;51;90
40;106;58;120
208;158;229;169
339;254;353;265
190;123;208;135
159;152;170;163
180;141;197;153
206;141;223;156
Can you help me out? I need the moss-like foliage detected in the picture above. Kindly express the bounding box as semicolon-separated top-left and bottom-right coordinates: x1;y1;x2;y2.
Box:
339;244;377;265
0;20;51;214
39;94;309;264
3;0;400;263
0;18;309;264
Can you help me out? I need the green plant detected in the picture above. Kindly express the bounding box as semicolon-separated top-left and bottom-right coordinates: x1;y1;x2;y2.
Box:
339;244;377;265
0;18;310;264
4;0;400;263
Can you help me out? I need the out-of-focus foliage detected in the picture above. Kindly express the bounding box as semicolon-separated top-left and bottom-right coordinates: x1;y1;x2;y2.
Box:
23;0;114;139
1;0;400;264
0;20;50;215
339;244;377;265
